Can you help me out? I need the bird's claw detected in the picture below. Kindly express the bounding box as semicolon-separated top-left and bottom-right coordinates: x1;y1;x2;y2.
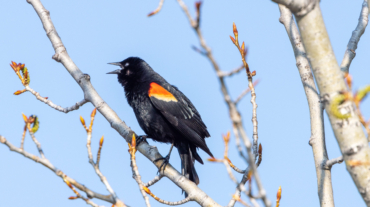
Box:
136;135;148;147
154;155;171;174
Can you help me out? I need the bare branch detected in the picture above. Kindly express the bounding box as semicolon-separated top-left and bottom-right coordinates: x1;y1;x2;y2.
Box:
63;178;104;207
340;0;369;73
128;135;151;207
144;175;164;187
285;1;370;204
0;135;115;203
20;125;27;149
175;1;270;206
148;0;165;17
143;187;191;206
271;0;316;16
96;136;104;168
323;156;344;170
26;0;222;205
25;85;88;113
278;5;334;207
81;109;123;206
232;124;248;162
218;65;244;77
25;121;45;159
227;172;252;207
235;80;260;105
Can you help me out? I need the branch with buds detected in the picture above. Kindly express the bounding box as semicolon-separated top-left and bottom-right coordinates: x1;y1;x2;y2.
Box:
230;22;259;159
1;114;120;206
172;1;270;206
10;61;88;113
208;132;263;207
64;178;103;207
329;74;370;139
80;108;125;207
128;135;151;207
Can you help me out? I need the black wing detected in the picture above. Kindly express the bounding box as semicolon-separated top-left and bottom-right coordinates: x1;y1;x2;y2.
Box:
148;83;212;158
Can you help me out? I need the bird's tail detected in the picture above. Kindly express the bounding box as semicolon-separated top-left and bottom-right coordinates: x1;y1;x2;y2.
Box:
177;142;199;197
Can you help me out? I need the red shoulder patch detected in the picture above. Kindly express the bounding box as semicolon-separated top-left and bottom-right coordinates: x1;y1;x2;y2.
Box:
148;82;178;102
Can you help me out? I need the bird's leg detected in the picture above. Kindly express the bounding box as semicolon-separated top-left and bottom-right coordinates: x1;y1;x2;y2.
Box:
154;142;174;173
136;135;148;146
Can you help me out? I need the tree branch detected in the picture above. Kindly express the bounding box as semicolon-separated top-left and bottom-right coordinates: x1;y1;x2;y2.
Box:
24;85;88;113
340;0;369;73
278;0;370;205
26;0;221;206
217;65;244;77
81;109;123;206
143;187;191;206
175;1;270;206
235;80;259;105
0;135;115;203
271;0;316;16
128;136;151;207
323;156;344;170
278;4;334;207
144;175;164;187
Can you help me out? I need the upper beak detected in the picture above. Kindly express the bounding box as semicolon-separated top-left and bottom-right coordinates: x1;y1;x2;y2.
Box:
108;62;121;66
107;69;121;74
107;62;121;74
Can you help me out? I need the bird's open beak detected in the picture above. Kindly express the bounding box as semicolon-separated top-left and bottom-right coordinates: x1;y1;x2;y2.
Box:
107;62;122;74
107;69;121;74
108;62;121;66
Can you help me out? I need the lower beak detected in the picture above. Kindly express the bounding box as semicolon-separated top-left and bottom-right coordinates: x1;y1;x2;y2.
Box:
107;69;121;74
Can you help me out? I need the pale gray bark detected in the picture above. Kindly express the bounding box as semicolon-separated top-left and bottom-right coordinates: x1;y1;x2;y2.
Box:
340;1;369;73
278;5;334;207
271;0;316;16
278;0;370;205
26;0;221;206
176;1;271;206
0;135;115;204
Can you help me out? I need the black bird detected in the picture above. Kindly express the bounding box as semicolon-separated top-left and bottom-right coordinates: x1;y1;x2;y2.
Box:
107;57;213;186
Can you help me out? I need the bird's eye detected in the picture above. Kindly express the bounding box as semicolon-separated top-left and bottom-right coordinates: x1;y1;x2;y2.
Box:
125;63;129;67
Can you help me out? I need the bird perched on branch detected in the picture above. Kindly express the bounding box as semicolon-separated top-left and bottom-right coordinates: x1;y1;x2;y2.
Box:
107;57;213;187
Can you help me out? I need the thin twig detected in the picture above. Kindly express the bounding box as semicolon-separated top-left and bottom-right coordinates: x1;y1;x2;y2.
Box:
148;0;165;17
20;125;27;149
81;109;123;206
323;156;344;170
224;160;238;183
25;85;88;113
63;178;103;207
0;135;115;203
144;175;164;187
96;136;104;168
232;123;248;162
25;122;45;159
218;65;244;77
143;186;191;206
128;135;151;207
227;172;252;207
235;80;260;104
176;1;270;206
340;0;369;73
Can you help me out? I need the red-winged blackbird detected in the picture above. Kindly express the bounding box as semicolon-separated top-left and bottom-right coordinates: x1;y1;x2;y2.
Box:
108;57;213;187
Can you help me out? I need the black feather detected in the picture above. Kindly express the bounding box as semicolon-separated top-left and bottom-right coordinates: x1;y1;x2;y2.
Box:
109;57;213;188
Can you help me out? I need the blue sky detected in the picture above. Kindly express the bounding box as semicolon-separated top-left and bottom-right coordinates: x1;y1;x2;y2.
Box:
1;0;369;207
